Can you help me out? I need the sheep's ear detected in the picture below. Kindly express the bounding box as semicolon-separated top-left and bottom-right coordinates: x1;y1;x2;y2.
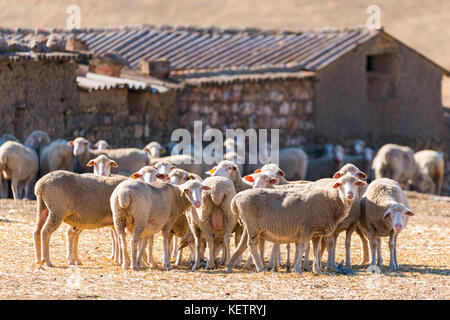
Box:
206;167;216;175
357;180;367;186
232;165;237;171
144;147;149;152
68;141;74;147
269;178;279;185
110;161;118;167
159;148;165;154
405;211;415;216
170;166;176;171
86;160;95;167
333;172;342;179
244;175;254;182
384;211;392;219
332;182;341;189
278;170;286;177
152;165;157;169
156;173;168;180
357;172;367;179
254;169;262;173
202;185;211;191
131;173;141;179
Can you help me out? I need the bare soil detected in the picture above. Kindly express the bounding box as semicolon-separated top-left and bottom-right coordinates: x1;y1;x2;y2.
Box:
0;191;448;300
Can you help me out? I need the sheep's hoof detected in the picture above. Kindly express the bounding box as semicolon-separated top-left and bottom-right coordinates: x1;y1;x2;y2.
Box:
226;266;233;273
285;267;292;273
164;264;173;271
294;267;302;274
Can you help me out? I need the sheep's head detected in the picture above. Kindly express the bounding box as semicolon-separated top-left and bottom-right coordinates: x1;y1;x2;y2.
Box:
257;163;285;182
333;163;367;180
69;137;90;157
353;140;366;154
334;145;345;163
410;171;435;194
131;166;167;184
86;155;117;177
93;140;111;150
144;141;166;158
169;168;198;185
244;172;278;189
208;160;240;180
383;203;415;233
153;161;176;176
332;174;367;204
179;180;211;208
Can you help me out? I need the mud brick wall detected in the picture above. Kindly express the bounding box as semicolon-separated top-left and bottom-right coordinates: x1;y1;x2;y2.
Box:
177;78;316;147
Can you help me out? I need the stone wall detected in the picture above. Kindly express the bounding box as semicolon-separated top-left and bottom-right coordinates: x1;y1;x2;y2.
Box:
177;78;316;147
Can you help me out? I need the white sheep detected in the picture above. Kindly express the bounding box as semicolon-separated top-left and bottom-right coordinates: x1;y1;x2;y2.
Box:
39;139;74;176
111;179;210;270
278;147;309;180
144;141;166;158
33;171;128;266
187;176;237;270
0;141;39;199
413;150;445;195
359;178;415;270
227;174;367;274
306;144;345;180
93;140;112;150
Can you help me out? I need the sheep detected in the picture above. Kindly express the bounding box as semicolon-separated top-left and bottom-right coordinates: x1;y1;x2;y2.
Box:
227;174;367;274
131;166;168;184
209;160;252;193
413;150;444;195
341;148;374;179
169;168;203;185
110;179;210;270
33;171;128;267
86;155;118;177
144;141;166;158
278;147;309;180
93;140;112;150
187;176;237;270
306;145;345;180
24;130;52;155
39;139;74;176
359;178;415;270
148;154;202;177
0;141;39;200
0;134;18;198
69;137;150;174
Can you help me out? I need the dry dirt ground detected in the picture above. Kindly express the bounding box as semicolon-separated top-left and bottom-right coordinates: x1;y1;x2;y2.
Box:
0;191;448;300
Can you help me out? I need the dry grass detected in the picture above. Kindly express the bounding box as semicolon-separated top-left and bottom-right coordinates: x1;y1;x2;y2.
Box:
0;191;448;300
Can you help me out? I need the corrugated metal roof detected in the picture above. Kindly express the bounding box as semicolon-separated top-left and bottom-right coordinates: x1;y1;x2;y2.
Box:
0;51;80;62
77;72;168;92
0;26;379;72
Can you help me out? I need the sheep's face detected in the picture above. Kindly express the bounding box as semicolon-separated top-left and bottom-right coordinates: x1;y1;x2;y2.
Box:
153;161;175;176
180;180;211;208
86;155;117;177
332;175;367;203
384;204;415;233
333;164;367;180
209;160;239;179
131;166;167;184
258;164;285;182
94;140;111;150
244;173;278;189
70;137;90;157
169;169;196;185
411;172;435;194
144;142;166;158
353;140;366;154
334;145;345;162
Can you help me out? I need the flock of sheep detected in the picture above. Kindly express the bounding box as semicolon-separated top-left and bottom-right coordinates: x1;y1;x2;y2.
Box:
0;130;445;274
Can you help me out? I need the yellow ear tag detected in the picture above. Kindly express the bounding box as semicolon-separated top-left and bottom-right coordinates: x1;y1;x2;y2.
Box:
188;174;195;180
131;173;139;179
207;168;216;175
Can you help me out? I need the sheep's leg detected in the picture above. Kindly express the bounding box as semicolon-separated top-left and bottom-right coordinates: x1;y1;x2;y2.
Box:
227;229;248;272
161;231;173;271
233;224;244;266
244;254;253;269
285;244;291;272
320;236;327;260
72;228;82;265
204;232;216;270
293;234;310;274
388;231;398;271
312;236;323;275
376;237;383;267
147;236;158;268
11;178;20;200
259;238;265;266
356;224;370;265
345;226;355;269
40;211;64;267
302;242;311;271
175;239;184;266
268;245;279;271
223;228;232;266
326;235;336;272
393;233;399;270
33;198;48;264
171;236;178;258
110;228;116;261
277;243;282;268
137;237;147;269
131;220;145;271
168;234;174;260
0;180;7;198
369;235;378;267
436;173;443;195
119;231;129;270
66;226;75;264
247;232;265;272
